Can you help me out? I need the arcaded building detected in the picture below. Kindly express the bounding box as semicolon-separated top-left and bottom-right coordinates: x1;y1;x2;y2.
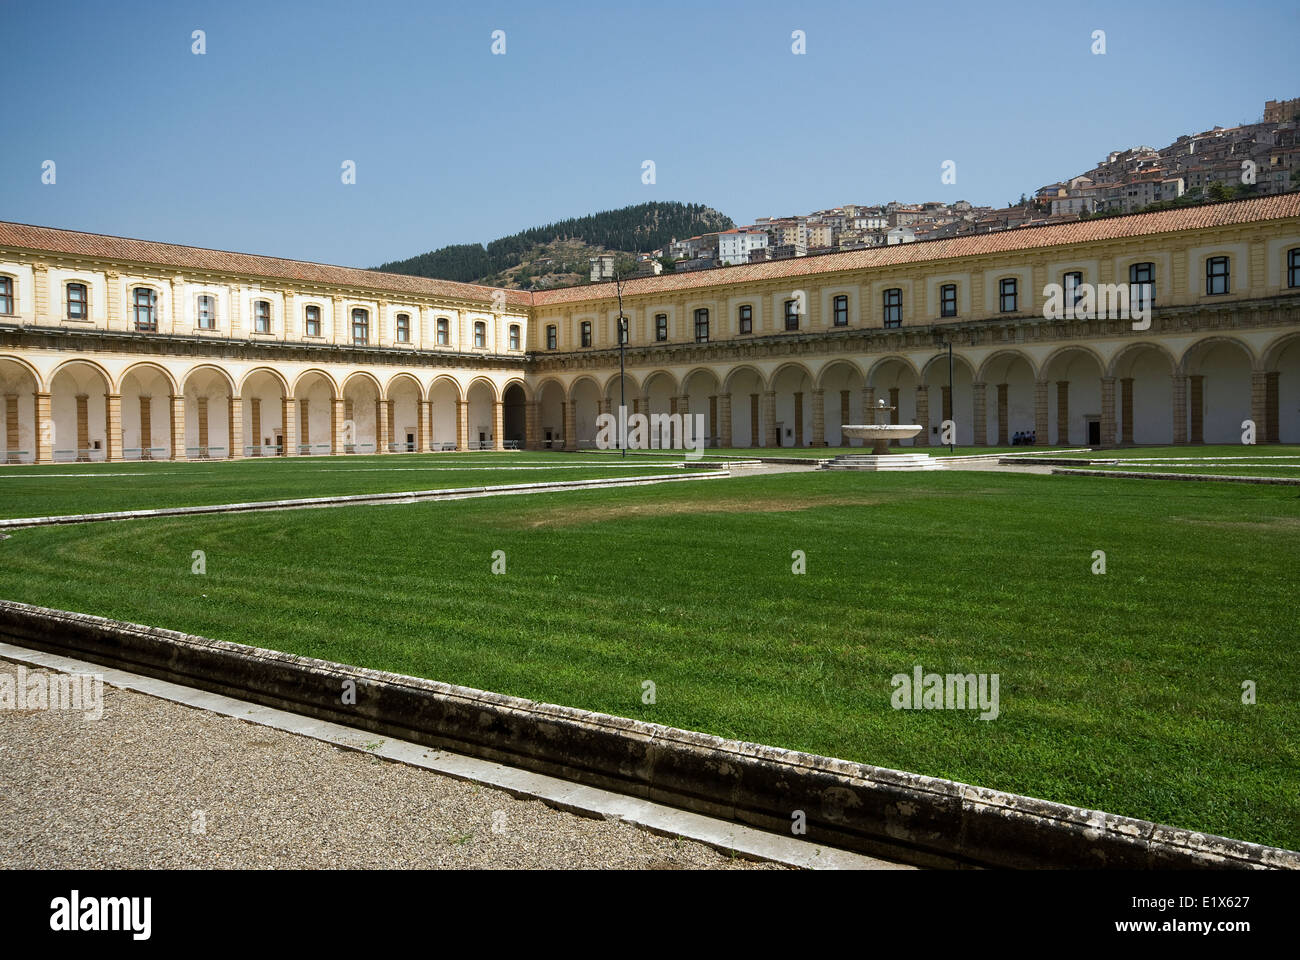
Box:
1;193;1298;462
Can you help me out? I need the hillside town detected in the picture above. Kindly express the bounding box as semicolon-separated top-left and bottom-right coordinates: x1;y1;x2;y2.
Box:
594;95;1300;280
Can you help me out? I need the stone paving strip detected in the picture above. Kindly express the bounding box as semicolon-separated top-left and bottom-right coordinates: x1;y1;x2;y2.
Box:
0;470;731;529
0;651;900;870
1048;467;1300;485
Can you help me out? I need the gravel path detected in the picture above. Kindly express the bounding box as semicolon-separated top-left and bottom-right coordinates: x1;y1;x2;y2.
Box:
0;661;778;870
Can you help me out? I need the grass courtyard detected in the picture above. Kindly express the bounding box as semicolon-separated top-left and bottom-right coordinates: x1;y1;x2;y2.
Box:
0;451;694;519
0;463;1295;850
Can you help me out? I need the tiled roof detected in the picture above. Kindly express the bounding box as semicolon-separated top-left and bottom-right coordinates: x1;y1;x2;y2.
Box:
0;221;533;309
3;193;1297;314
530;193;1300;306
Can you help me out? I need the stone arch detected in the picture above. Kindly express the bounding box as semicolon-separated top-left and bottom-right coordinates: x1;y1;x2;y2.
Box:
919;353;977;447
1108;342;1176;379
502;381;528;449
0;356;42;462
291;368;338;400
0;354;46;392
722;364;767;395
465;377;498;449
1040;344;1106;383
240;368;288;456
340;370;384;396
386;373;424;452
534;377;567;450
49;359;112;461
770;362;816;448
815;359;867;447
1109;343;1177;446
1179;336;1257;375
428;373;464;403
428;375;463;449
119;362;180;459
866;354;923;387
976;349;1038;385
722;364;769;447
183;365;236;459
680;367;722;445
567;376;602;449
1263;331;1300;443
118;360;179;397
1042;346;1105;446
1181;336;1256;443
465;375;501;404
975;351;1036;446
292;369;337;455
501;376;533;404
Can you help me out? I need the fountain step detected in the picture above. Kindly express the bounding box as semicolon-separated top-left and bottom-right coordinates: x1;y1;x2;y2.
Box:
822;453;944;471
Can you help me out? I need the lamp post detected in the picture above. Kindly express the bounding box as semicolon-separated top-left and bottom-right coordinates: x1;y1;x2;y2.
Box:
613;266;628;459
932;329;954;453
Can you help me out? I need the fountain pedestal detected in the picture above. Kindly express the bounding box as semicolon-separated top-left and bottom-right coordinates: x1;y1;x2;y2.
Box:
822;422;943;471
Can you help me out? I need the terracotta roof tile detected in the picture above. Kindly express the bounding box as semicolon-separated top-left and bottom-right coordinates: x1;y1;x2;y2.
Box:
530;193;1300;306
3;193;1297;314
0;222;533;309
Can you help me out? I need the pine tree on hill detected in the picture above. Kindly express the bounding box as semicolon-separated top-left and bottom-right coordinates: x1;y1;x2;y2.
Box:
373;202;734;284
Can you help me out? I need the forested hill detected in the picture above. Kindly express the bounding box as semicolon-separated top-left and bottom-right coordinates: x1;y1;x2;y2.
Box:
373;202;734;286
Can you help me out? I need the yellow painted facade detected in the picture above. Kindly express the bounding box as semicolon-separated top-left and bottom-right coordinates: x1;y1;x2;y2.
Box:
1;197;1298;461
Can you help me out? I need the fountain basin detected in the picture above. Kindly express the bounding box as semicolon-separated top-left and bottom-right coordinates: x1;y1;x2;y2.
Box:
841;423;924;455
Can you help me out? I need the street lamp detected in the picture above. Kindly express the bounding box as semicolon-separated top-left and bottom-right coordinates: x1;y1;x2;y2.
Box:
613;266;628;459
932;329;955;453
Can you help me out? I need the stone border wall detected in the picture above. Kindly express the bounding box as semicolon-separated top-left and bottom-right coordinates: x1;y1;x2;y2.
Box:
1;599;1294;870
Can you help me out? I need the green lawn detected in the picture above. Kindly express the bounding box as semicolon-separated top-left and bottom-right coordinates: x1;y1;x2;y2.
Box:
0;469;1295;850
0;452;697;520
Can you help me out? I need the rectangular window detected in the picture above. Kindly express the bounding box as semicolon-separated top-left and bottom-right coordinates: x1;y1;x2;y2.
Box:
694;308;709;343
883;288;902;328
396;313;411;342
437;317;449;345
67;282;88;320
474;321;486;348
1129;262;1155;311
0;276;12;315
254;300;271;334
1206;256;1230;295
134;287;157;331
197;294;216;330
581;320;592;348
546;324;557;350
939;284;957;318
304;304;321;337
509;324;521;350
833;295;848;326
352;308;369;344
1289;248;1300;288
1064;271;1084;308
784;299;800;331
655;314;667;341
738;304;752;334
999;278;1017;313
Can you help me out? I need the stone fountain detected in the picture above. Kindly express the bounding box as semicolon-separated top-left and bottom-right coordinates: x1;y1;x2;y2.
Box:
822;400;942;471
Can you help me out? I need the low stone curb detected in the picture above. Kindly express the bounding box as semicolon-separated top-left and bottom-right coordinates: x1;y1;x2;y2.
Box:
1;600;1294;870
0;470;729;529
1049;467;1300;485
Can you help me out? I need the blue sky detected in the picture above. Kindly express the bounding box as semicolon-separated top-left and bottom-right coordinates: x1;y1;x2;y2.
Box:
1;0;1296;267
